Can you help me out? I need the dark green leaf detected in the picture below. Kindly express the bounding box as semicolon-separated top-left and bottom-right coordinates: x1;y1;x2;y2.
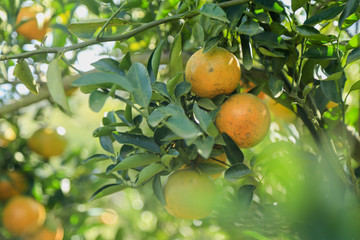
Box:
197;162;227;175
120;145;135;158
304;5;344;25
133;115;143;128
224;163;252;182
14;60;38;94
296;25;334;41
166;115;201;139
68;18;132;40
193;22;205;45
152;82;170;99
127;62;152;107
169;33;183;76
72;72;132;91
109;153;160;172
320;79;342;103
303;46;340;59
200;3;230;23
115;110;133;126
269;75;283;98
197;98;217;110
236;19;263;36
89;90;108;112
193;102;218;137
80;0;100;15
119;52;132;71
83;154;110;163
241;34;253;70
339;0;359;29
174;81;191;99
253;0;284;13
113;132;161;153
238;185;256;212
203;36;222;53
258;47;285;57
147;40;164;83
91;58;124;75
349;80;360;92
195;136;215;159
148;109;169;127
167;72;184;98
222;132;244;165
136;163;165;185
252;32;288;50
47;59;70;112
89;183;128;201
153;174;166;205
99;135;114;154
93;126;117;137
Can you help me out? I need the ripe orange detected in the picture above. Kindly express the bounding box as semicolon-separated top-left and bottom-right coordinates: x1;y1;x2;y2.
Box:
27;127;67;158
2;196;46;236
216;93;271;149
25;224;64;240
0;171;28;201
164;169;217;220
185;47;241;98
266;97;296;122
16;5;50;40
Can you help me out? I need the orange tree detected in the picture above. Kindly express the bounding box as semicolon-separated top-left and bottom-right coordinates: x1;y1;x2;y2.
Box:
1;0;360;239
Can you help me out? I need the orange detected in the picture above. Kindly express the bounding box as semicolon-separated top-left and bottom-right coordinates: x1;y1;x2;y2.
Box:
185;47;241;98
16;5;50;40
2;196;46;236
216;93;271;149
0;171;28;201
266;97;296;122
27;127;67;158
164;169;217;220
25;225;64;240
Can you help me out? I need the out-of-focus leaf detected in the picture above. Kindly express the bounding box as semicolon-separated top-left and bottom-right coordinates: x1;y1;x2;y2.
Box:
222;132;244;165
47;59;70;112
72;72;132;91
269;75;283;98
127;62;152;107
349;80;360;92
83;154;110;163
14;60;38;95
259;47;285;57
153;174;166;205
200;3;230;23
224;163;252;182
195;136;215;159
238;184;256;213
136;163;165;185
193;22;205;45
68;18;133;40
292;0;307;11
89;90;108;112
339;0;359;29
109;153;160;173
113;132;161;153
89;183;128;201
347;33;360;49
253;0;284;13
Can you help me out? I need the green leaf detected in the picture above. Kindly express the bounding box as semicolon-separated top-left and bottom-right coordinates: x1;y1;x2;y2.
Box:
200;3;230;23
99;135;114;154
166;115;201;139
91;58;124;76
89;90;108;112
252;32;288;50
203;36;221;53
47;59;70;112
304;5;344;25
193;22;205;45
82;154;110;163
269;75;283;98
258;47;285;57
136;163;165;185
347;33;360;49
238;185;256;213
112;132;161;153
224;163;252;182
169;33;183;76
347;48;360;65
339;0;359;29
68;19;132;40
80;0;100;15
241;34;253;70
89;183;128;201
152;82;170;99
174;81;191;99
148;109;169;127
72;72;132;91
119;52;132;71
161;151;179;167
295;25;334;41
109;153;161;172
222;133;244;165
167;72;184;98
292;0;307;11
349;80;360;92
153;174;166;205
13;60;39;95
195;136;215;159
252;0;284;13
236;19;263;36
193;102;216;136
197;98;217;110
147;40;164;83
126;62;152;107
303;46;339;59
